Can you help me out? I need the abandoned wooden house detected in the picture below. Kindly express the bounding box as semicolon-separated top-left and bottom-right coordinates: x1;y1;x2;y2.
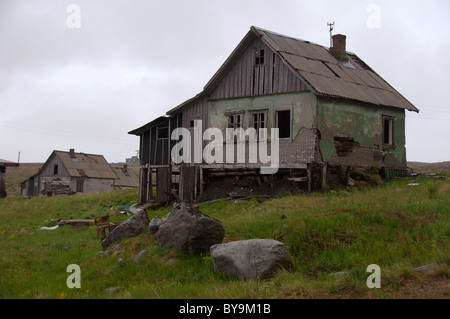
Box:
21;149;138;197
0;158;19;197
129;26;419;205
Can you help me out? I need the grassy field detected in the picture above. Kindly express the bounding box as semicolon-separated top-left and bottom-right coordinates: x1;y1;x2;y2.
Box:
0;176;449;299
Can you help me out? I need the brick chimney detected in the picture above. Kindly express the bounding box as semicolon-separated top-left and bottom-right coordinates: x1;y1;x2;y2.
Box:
69;148;76;157
331;34;348;61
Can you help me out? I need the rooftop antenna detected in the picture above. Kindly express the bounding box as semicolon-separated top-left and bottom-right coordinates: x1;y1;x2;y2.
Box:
327;22;335;47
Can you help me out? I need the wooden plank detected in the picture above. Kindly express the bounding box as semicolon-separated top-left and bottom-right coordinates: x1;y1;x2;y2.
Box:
322;163;328;190
193;165;198;201
147;168;152;202
288;177;308;182
156;167;171;203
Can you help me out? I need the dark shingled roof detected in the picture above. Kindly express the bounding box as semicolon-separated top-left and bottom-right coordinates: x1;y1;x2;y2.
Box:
252;27;418;112
167;26;418;115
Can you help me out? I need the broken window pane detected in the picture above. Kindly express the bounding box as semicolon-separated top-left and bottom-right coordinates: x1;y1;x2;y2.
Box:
276;110;291;139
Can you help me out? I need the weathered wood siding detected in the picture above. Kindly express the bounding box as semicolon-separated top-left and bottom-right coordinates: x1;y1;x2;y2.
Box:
210;38;308;100
39;154;70;177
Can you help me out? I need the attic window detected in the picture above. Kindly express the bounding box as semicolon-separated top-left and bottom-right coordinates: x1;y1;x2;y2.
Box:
255;49;265;65
157;127;168;139
53;164;58;176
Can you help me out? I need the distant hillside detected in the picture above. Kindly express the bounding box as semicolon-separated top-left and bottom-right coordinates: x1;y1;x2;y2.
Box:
408;161;450;174
5;163;42;196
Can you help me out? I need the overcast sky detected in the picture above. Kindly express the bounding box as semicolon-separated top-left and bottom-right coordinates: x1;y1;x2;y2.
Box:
1;0;449;163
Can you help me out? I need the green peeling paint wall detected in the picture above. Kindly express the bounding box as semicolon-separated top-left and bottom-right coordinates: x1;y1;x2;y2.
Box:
210;92;317;138
208;92;407;168
209;92;319;166
317;97;407;168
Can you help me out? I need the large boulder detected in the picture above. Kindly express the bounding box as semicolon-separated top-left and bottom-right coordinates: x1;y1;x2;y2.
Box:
210;239;292;280
156;203;225;255
148;216;164;235
101;209;149;249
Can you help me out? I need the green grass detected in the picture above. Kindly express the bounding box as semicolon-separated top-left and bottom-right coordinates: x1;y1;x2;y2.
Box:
0;177;449;299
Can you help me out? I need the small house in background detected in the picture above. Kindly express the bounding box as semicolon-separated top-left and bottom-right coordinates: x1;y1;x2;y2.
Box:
21;149;138;197
110;164;140;190
0;158;19;197
130;26;419;204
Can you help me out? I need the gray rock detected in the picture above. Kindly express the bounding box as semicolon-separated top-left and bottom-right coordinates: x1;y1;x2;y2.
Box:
133;250;149;263
149;216;164;235
156;202;225;255
210;239;292;280
101;210;150;249
118;258;127;266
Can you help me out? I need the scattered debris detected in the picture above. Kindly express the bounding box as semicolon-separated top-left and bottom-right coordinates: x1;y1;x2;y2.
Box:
39;225;59;230
58;219;95;227
407;183;419;187
413;264;434;272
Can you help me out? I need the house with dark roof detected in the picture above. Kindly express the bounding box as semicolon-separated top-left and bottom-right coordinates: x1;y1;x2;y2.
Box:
21;149;138;197
129;26;419;204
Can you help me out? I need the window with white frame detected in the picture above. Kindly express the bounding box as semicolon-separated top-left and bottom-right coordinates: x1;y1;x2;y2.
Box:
383;116;394;146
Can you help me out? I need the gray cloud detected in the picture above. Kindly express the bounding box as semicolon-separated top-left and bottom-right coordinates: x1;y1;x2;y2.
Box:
0;0;449;163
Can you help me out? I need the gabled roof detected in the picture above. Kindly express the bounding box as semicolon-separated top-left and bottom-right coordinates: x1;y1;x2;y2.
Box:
128;115;170;135
111;166;139;187
167;26;418;114
51;150;117;179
